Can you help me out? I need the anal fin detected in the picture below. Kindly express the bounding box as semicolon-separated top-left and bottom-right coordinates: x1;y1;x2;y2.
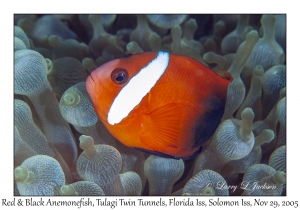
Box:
134;147;180;159
134;145;202;160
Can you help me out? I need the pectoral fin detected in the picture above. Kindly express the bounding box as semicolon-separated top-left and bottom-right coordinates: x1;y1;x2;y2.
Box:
139;103;195;155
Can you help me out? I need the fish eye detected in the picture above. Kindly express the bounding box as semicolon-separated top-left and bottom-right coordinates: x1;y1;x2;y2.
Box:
111;68;129;85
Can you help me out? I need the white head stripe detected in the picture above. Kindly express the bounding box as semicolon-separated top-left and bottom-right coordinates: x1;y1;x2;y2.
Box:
108;51;169;125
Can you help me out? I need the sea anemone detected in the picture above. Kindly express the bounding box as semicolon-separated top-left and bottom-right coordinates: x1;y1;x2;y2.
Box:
14;14;286;196
15;155;65;195
59;181;105;196
183;170;229;196
242;164;285;195
76;135;123;195
144;155;184;195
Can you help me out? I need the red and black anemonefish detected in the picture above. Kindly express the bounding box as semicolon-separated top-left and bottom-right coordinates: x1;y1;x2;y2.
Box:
86;51;232;159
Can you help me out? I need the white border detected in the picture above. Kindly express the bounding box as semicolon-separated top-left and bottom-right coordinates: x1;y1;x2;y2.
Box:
3;2;298;209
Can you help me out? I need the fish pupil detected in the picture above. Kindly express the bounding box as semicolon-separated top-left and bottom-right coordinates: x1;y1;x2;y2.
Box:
111;68;128;85
116;74;124;82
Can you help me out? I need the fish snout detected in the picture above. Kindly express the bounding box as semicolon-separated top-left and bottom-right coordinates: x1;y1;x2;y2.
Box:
86;71;103;96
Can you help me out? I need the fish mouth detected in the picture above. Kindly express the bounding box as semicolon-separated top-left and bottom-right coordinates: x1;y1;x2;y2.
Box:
86;71;103;96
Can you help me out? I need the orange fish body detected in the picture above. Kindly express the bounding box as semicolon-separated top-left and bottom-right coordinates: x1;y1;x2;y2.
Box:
86;51;232;159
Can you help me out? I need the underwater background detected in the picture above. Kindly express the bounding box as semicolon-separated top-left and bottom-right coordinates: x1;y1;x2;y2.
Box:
13;14;286;196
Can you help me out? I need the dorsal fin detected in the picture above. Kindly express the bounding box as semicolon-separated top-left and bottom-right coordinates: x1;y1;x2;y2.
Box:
215;69;233;81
